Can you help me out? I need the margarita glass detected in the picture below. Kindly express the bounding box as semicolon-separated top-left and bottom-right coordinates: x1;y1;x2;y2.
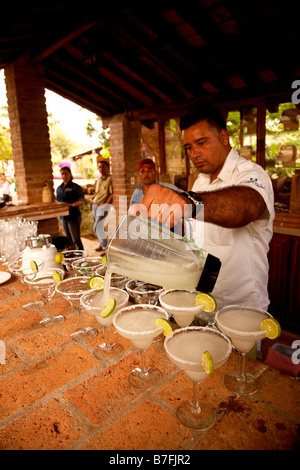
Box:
71;256;103;277
9;257;45;310
126;279;164;305
96;265;128;289
159;289;204;327
55;276;98;342
113;304;169;390
60;249;88;274
24;268;65;327
81;287;129;359
215;305;273;395
164;326;232;430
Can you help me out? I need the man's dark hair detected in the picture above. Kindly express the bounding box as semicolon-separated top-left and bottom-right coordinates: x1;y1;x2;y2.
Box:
98;160;109;167
180;103;227;133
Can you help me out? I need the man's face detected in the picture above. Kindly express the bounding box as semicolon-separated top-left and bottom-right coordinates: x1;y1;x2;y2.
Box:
138;167;157;185
183;120;230;181
98;162;108;176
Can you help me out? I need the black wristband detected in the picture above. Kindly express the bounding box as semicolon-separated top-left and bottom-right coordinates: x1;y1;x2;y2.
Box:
181;191;203;218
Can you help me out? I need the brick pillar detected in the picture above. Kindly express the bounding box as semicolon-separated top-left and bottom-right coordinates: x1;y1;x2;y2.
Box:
107;114;142;224
4;55;54;204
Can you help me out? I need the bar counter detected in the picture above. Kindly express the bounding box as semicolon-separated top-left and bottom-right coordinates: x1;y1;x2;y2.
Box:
0;266;299;451
0;201;69;221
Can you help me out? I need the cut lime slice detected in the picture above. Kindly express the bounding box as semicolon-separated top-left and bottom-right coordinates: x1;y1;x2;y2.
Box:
55;252;64;263
88;275;104;290
101;255;107;265
155;318;173;337
202;351;214;375
195;292;217;312
100;298;116;318
53;271;63;284
261;318;281;339
30;260;38;272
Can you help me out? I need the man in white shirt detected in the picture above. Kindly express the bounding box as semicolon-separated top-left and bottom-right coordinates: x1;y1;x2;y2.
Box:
131;104;274;310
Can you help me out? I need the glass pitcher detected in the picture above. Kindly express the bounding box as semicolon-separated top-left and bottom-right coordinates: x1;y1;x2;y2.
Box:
106;214;221;292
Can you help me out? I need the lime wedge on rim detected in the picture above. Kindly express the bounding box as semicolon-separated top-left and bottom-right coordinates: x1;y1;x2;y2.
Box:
101;255;107;265
202;351;214;375
30;260;38;272
195;292;217;312
155;318;173;337
100;298;116;318
55;252;64;263
261;318;281;339
53;271;63;284
88;275;104;290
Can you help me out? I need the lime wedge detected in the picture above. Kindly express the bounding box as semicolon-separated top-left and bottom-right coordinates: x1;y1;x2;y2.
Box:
155;318;173;337
261;318;281;339
101;255;107;265
100;298;116;318
202;351;214;375
30;260;38;272
88;275;104;290
55;252;64;263
195;292;217;312
53;271;63;284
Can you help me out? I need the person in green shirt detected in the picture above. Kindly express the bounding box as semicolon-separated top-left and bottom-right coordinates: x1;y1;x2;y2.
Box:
91;160;113;254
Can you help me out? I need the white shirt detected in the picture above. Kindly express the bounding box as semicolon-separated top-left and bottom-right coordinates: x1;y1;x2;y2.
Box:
192;148;274;310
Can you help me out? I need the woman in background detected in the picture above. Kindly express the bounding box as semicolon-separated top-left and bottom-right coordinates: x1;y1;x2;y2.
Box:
56;166;85;250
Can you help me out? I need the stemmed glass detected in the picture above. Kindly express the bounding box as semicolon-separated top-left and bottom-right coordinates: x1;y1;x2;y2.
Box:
159;289;204;327
60;250;88;275
125;279;164;305
71;256;103;277
24;268;65;327
164;326;232;430
55;276;98;342
81;287;129;359
95;265;128;289
8;257;45;310
215;305;273;395
113;304;169;390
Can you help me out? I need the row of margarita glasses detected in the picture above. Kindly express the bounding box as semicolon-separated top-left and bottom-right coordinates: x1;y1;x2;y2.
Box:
111;302;274;431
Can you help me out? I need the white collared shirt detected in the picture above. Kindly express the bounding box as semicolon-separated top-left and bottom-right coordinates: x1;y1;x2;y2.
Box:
192;148;274;310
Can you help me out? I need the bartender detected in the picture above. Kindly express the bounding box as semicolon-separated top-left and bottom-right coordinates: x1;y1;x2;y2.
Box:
130;104;274;311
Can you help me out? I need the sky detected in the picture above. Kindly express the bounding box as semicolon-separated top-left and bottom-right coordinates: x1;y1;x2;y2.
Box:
0;69;100;148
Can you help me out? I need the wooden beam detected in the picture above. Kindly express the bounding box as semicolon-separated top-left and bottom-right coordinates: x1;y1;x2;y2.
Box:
157;117;166;175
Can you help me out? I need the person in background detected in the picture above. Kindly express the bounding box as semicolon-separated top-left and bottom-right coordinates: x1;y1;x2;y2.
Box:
0;173;11;201
129;158;178;206
131;104;274;311
56;166;85;250
91;160;113;254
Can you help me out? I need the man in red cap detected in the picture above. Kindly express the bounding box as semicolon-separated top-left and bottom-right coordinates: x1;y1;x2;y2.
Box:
130;158;177;206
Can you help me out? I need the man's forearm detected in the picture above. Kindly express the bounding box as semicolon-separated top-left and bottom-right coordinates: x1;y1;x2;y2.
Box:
197;186;266;228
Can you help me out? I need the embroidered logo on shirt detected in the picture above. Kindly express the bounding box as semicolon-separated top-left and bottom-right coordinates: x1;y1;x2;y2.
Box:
240;177;265;189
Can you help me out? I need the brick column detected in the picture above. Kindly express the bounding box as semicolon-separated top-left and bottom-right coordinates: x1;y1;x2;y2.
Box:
4;55;60;236
107;114;142;223
4;55;54;204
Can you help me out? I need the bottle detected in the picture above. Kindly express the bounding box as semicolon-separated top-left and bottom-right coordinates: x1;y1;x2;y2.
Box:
42;182;52;203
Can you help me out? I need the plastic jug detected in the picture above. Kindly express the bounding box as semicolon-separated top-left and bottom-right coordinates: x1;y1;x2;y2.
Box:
106;214;221;292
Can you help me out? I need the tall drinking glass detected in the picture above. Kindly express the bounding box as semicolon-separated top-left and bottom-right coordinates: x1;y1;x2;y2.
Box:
113;304;169;390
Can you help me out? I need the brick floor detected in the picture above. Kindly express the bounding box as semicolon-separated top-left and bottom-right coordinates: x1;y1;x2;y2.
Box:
0;246;300;451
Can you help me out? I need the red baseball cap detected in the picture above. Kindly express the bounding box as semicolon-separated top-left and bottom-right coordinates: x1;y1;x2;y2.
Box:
138;158;156;171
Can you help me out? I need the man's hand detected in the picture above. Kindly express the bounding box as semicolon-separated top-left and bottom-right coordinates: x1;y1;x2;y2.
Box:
129;183;193;227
